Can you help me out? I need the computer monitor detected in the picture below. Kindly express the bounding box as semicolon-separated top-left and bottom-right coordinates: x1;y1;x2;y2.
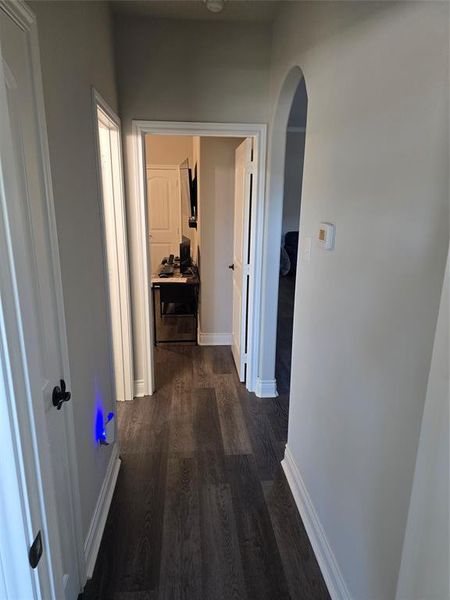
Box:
180;235;191;274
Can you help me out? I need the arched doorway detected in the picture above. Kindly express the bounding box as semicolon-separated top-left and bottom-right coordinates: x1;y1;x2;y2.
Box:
258;67;308;401
276;78;307;397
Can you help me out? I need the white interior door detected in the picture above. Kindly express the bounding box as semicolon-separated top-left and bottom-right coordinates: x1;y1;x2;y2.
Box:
147;167;181;274
0;7;82;599
232;138;253;381
96;103;134;402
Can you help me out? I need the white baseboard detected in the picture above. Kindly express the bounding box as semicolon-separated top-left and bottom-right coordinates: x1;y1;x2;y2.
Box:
84;443;121;579
282;446;352;600
198;332;232;346
255;377;278;398
134;379;144;397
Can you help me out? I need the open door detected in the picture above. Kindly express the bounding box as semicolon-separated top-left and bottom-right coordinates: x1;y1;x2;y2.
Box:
232;138;253;381
0;4;83;597
95;98;134;402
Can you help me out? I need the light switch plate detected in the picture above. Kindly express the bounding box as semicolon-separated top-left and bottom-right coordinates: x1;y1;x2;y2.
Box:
318;223;335;250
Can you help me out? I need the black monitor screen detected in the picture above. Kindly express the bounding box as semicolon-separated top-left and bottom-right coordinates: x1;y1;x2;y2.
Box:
180;235;191;273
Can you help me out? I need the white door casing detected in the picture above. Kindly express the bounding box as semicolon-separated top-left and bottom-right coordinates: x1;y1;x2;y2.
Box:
94;96;134;402
0;3;83;599
132;121;266;397
232;138;254;381
147;166;181;275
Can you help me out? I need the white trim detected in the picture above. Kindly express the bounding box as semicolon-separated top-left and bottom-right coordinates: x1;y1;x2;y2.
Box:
92;89;134;402
282;446;352;600
84;444;121;579
133;121;155;396
198;332;232;346
134;379;145;398
132;120;267;395
255;378;278;398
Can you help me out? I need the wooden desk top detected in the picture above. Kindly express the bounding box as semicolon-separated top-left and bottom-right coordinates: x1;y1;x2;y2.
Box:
151;269;199;286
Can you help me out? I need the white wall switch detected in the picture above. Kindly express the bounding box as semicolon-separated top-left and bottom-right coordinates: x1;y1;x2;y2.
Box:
318;223;335;250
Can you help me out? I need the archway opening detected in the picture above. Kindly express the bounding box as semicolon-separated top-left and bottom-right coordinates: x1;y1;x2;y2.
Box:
275;76;308;407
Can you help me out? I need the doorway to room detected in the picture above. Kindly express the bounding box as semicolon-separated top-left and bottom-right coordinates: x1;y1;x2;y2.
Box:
275;78;308;401
145;133;257;387
131;122;267;396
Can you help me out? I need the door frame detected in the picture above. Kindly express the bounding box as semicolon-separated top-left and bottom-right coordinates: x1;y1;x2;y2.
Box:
92;88;134;402
132;121;267;394
0;1;84;596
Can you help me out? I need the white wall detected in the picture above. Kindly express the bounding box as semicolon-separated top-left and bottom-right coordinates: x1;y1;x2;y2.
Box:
198;137;243;340
396;252;449;600
264;2;449;598
114;15;272;383
31;1;118;540
146;134;193;167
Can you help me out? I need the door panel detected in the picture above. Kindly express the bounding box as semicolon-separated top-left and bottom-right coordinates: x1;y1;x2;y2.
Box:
0;8;81;599
232;138;253;381
147;168;181;274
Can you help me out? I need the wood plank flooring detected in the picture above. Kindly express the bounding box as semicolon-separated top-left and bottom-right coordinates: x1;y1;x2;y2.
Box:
81;344;329;600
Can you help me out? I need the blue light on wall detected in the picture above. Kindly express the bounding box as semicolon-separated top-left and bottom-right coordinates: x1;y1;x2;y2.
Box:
95;408;106;444
95;408;115;445
94;380;115;446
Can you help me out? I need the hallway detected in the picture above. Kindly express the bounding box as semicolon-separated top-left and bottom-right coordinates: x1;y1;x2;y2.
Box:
82;346;329;600
276;274;296;396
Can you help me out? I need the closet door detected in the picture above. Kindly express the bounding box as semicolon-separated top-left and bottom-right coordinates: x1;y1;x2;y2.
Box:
147;167;181;275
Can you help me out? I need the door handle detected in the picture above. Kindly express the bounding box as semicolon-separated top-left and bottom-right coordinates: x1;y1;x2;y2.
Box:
228;264;234;270
52;379;71;410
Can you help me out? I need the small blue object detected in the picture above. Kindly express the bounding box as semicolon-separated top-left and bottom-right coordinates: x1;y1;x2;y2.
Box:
95;409;115;445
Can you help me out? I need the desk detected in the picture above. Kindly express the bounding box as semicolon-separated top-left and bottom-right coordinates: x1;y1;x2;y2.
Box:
151;269;199;345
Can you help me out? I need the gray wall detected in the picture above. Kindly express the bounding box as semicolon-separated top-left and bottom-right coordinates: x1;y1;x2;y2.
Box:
199;137;243;338
31;0;118;539
395;252;449;600
282;131;305;237
114;15;272;382
263;2;449;598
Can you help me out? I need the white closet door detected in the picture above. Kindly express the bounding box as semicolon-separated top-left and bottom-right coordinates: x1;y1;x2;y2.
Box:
147;167;181;275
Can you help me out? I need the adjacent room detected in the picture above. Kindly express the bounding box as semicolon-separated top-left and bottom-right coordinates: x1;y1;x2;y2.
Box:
145;133;245;350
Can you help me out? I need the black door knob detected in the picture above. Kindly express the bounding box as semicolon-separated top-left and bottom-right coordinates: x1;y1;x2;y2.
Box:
228;264;235;270
52;379;71;410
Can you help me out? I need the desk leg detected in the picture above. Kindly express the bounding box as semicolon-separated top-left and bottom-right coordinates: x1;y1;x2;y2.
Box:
152;286;158;346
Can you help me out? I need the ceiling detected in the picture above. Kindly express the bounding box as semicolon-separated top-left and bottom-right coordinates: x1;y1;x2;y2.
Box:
110;0;283;23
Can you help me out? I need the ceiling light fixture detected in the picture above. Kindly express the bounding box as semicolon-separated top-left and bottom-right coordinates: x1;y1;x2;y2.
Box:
205;0;224;14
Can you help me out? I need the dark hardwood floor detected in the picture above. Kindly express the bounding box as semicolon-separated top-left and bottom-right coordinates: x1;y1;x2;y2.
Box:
81;343;329;600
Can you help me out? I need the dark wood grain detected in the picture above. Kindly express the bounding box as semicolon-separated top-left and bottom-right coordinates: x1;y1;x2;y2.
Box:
276;275;295;394
225;454;291;600
215;377;252;455
199;483;247;600
263;472;330;600
81;345;330;600
159;457;202;600
193;387;227;483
